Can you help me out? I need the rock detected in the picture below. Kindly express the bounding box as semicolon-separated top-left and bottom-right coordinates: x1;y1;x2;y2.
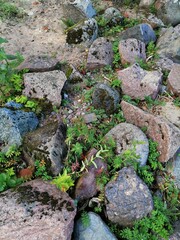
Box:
169;220;180;240
5;101;23;110
155;0;180;26
66;18;98;44
23;70;67;107
103;7;124;26
105;123;149;166
74;212;117;240
60;63;83;83
86;37;113;70
156;25;180;63
0;179;76;240
167;64;180;97
17;55;59;72
0;108;38;151
139;0;155;8
121;100;180;162
23;121;67;176
146;14;165;29
118;38;146;65
105;167;153;227
117;63;163;100
61;3;86;24
169;148;180;189
83;113;97;123
92;83;120;115
71;0;96;18
156;57;174;71
119;23;156;45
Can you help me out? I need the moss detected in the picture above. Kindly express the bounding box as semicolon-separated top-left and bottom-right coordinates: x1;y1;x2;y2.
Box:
66;28;83;44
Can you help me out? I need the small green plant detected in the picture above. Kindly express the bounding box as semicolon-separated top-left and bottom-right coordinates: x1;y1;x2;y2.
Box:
144;96;165;109
173;97;180;107
61;17;75;28
122;95;140;106
34;160;52;181
149;3;157;14
0;0;22;19
147;41;159;60
81;211;90;228
112;40;121;68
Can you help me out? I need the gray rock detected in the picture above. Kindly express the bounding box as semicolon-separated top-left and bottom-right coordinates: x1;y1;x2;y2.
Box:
117;63;163;100
0;108;38;151
23;70;67;107
92;83;120;115
173;148;180;189
23;121;67;176
146;14;165;29
119;38;146;65
74;212;117;240
66;18;98;44
139;0;155;8
156;57;174;71
105;123;149;166
156;25;180;63
119;23;156;45
83;113;97;123
71;0;96;18
5;101;23;110
87;37;113;70
17;55;59;72
105;167;153;227
169;220;180;240
103;7;124;26
0;179;76;240
60;63;83;83
155;0;180;26
167;63;180;97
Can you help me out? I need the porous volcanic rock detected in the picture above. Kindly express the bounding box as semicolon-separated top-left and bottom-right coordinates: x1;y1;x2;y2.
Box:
167;64;180;97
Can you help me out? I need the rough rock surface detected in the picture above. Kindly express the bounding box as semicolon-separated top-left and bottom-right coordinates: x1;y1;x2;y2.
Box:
71;0;96;18
119;38;146;65
119;23;156;45
92;83;120;115
0;108;38;151
105;123;149;166
23;121;67;176
156;57;174;71
121;101;180;162
0;179;76;240
66;18;98;44
105;167;153;227
167;64;180;97
23;70;67;106
74;212;117;240
155;0;180;26
156;25;180;63
87;37;113;70
172;148;180;189
117;63;163;100
103;7;124;26
146;14;165;29
139;0;155;8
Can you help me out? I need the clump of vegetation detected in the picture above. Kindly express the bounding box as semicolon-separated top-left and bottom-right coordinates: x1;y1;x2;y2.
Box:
0;0;23;19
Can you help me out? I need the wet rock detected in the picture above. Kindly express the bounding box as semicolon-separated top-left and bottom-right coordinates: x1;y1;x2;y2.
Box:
0;179;76;240
23;121;67;176
86;37;113;70
92;83;120;115
167;64;180;97
74;212;117;240
17;55;59;72
139;0;155;8
117;63;163;100
71;0;96;18
155;0;180;26
156;57;174;71
156;25;180;63
23;70;67;107
66;18;98;44
103;7;124;26
0;108;38;151
105;123;149;166
105;167;153;227
119;38;146;65
119;23;156;45
121;100;180;162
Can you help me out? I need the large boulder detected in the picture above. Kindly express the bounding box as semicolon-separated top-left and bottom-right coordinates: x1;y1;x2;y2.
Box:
119;23;156;45
86;37;113;70
121;101;180;162
23;70;67;107
167;64;180;97
74;212;117;240
105;123;149;166
23;121;67;176
0;108;38;151
117;63;163;100
105;167;153;227
0;179;76;240
156;25;180;63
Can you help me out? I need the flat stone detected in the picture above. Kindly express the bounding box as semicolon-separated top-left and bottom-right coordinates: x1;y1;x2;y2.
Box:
23;121;67;176
74;212;117;240
105;167;153;227
119;38;146;65
167;64;180;97
86;37;113;70
117;63;163;100
105;123;149;166
23;70;67;107
121;100;180;162
0;179;76;240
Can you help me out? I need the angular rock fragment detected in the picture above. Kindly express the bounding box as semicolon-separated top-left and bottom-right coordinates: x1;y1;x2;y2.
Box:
167;64;180;97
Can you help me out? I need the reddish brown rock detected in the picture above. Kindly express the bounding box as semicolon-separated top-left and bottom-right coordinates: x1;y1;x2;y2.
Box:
119;38;146;65
167;64;180;97
121;101;180;162
117;63;163;100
